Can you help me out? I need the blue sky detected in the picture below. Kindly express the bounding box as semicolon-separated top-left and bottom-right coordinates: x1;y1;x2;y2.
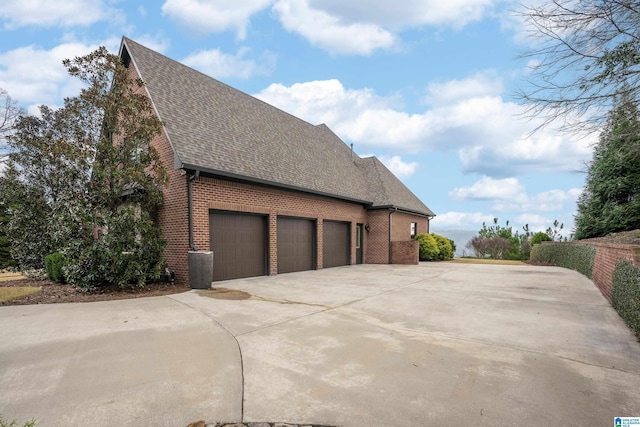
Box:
0;1;595;237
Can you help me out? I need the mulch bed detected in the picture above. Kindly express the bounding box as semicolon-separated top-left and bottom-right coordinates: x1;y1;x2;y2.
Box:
0;278;189;306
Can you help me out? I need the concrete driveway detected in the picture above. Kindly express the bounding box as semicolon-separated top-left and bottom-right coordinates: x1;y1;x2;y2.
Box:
1;263;639;426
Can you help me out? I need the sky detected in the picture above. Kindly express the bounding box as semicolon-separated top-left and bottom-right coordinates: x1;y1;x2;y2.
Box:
0;0;596;237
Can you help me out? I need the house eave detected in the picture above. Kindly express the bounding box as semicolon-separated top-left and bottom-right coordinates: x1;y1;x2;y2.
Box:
367;205;435;219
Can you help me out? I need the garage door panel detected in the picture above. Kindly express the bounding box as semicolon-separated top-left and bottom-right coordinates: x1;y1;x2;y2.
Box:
210;212;266;281
278;217;314;274
323;221;350;268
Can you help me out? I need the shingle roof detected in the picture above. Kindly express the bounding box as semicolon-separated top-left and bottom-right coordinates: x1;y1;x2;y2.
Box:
359;156;435;216
121;37;434;216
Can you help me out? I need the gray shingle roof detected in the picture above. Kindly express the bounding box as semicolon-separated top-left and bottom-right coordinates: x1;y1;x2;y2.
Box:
358;156;435;216
121;37;434;216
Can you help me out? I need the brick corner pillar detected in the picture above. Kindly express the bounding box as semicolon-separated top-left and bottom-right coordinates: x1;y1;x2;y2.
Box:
391;240;419;265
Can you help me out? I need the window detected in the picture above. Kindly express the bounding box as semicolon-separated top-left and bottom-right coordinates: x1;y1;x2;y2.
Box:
410;222;417;237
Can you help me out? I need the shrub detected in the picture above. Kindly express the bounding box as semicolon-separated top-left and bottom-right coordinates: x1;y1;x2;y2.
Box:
448;238;457;257
612;260;640;339
0;416;36;427
431;234;454;260
414;233;439;261
531;231;553;246
64;206;166;292
44;252;66;283
530;243;596;278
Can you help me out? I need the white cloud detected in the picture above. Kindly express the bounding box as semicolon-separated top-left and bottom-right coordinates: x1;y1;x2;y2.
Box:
161;0;271;39
0;42;107;107
182;48;276;79
273;0;500;55
377;155;418;179
450;176;524;201
450;175;582;213
273;0;395;55
425;71;504;106
430;211;496;229
0;37;121;110
254;75;594;176
0;0;115;28
308;0;499;29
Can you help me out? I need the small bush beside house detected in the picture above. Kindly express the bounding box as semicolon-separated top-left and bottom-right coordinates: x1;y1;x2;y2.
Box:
414;233;439;261
612;260;640;338
413;233;454;261
432;234;453;260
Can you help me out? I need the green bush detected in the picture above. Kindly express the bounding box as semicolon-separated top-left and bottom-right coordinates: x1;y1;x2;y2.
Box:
530;231;553;246
448;238;457;257
414;233;440;261
529;243;596;278
64;206;166;292
431;233;454;260
44;252;66;283
612;260;640;338
0;416;36;427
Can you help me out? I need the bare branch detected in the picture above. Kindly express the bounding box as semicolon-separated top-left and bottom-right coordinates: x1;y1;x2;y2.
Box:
0;88;24;153
517;0;640;133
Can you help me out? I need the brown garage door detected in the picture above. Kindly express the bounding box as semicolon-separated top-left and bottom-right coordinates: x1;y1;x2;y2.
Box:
323;220;350;268
277;217;315;274
209;211;266;281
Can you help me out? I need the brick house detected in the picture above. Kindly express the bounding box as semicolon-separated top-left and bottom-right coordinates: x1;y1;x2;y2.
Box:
119;37;435;284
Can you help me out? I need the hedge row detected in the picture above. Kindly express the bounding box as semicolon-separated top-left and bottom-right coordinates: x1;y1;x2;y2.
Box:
612;261;640;338
529;243;596;278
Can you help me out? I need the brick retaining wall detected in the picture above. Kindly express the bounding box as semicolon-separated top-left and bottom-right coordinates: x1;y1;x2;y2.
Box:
586;242;640;301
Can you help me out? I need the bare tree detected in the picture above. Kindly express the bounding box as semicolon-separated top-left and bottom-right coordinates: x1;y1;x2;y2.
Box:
0;88;24;164
517;1;640;133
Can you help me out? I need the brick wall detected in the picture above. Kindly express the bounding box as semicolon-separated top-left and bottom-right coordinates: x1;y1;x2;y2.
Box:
150;132;190;283
391;211;429;241
391;241;419;264
189;176;369;277
366;210;390;263
588;242;640;301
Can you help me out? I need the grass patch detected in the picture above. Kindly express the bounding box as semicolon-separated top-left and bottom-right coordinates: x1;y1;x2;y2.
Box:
450;258;526;265
0;287;41;302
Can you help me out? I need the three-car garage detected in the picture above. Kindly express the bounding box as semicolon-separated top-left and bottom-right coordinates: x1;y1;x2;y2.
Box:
209;211;352;281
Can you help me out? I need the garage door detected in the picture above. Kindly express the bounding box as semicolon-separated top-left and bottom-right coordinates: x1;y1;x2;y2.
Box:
209;212;266;281
323;220;350;268
277;217;315;274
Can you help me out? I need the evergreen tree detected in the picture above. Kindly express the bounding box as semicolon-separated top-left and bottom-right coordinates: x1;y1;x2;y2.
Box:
574;98;640;239
0;47;167;289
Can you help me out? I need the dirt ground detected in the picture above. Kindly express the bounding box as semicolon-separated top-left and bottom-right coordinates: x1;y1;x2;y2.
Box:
0;278;188;306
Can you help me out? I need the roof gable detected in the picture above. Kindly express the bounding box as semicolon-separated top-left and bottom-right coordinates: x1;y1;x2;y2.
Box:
121;37;434;216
